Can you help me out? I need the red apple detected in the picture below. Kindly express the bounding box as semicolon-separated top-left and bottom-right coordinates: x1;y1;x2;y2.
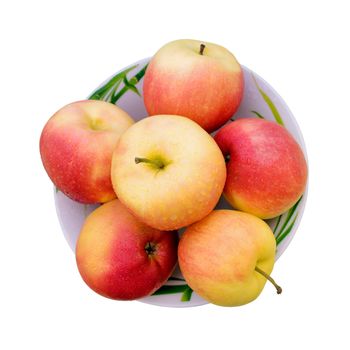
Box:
76;199;178;300
143;39;244;133
214;118;308;219
40;100;134;204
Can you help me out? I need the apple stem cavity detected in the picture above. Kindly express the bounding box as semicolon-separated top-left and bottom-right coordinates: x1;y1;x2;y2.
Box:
145;241;157;256
255;266;282;294
135;157;165;169
199;43;205;55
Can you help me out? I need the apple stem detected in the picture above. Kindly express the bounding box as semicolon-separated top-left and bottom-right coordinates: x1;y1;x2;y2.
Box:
255;266;282;294
135;157;164;169
199;43;205;55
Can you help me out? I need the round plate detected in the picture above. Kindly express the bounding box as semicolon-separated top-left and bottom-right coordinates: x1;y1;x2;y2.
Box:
54;58;308;308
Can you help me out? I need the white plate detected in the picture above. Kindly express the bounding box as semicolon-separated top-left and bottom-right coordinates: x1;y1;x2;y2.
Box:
54;58;308;308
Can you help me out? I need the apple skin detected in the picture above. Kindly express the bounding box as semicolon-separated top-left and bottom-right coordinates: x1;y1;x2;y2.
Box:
76;199;178;300
214;118;308;219
40;100;134;204
111;115;226;231
178;210;276;307
143;39;244;133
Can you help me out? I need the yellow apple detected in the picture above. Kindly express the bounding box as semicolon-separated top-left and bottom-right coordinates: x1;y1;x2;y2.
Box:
111;115;226;231
178;210;282;306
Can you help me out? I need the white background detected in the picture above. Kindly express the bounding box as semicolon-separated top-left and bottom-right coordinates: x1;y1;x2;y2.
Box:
1;0;349;349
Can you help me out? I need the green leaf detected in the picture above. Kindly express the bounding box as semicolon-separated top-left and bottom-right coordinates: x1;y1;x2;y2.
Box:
251;110;265;119
88;65;138;100
152;283;193;302
181;287;194;302
273;214;282;234
152;284;190;295
134;63;148;81
110;63;148;104
276;214;299;245
55;186;60;193
252;74;284;126
104;79;123;102
122;75;141;96
275;196;303;240
110;87;126;104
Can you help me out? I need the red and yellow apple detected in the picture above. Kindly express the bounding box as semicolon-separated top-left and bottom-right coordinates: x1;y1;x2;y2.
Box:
111;115;226;231
143;39;244;133
40;100;134;204
76;199;178;300
214;118;308;219
178;210;281;307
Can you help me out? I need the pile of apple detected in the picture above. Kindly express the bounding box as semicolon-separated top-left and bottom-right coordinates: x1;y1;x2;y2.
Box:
40;39;308;307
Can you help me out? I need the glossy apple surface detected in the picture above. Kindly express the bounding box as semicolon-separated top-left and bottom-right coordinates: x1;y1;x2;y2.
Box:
143;39;244;133
111;115;226;230
215;118;308;218
76;199;178;300
40;100;134;203
178;210;277;306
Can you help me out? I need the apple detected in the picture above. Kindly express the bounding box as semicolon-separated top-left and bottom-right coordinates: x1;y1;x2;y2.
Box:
76;199;178;300
214;118;308;219
143;39;244;133
111;115;226;231
178;210;281;307
40;100;134;204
